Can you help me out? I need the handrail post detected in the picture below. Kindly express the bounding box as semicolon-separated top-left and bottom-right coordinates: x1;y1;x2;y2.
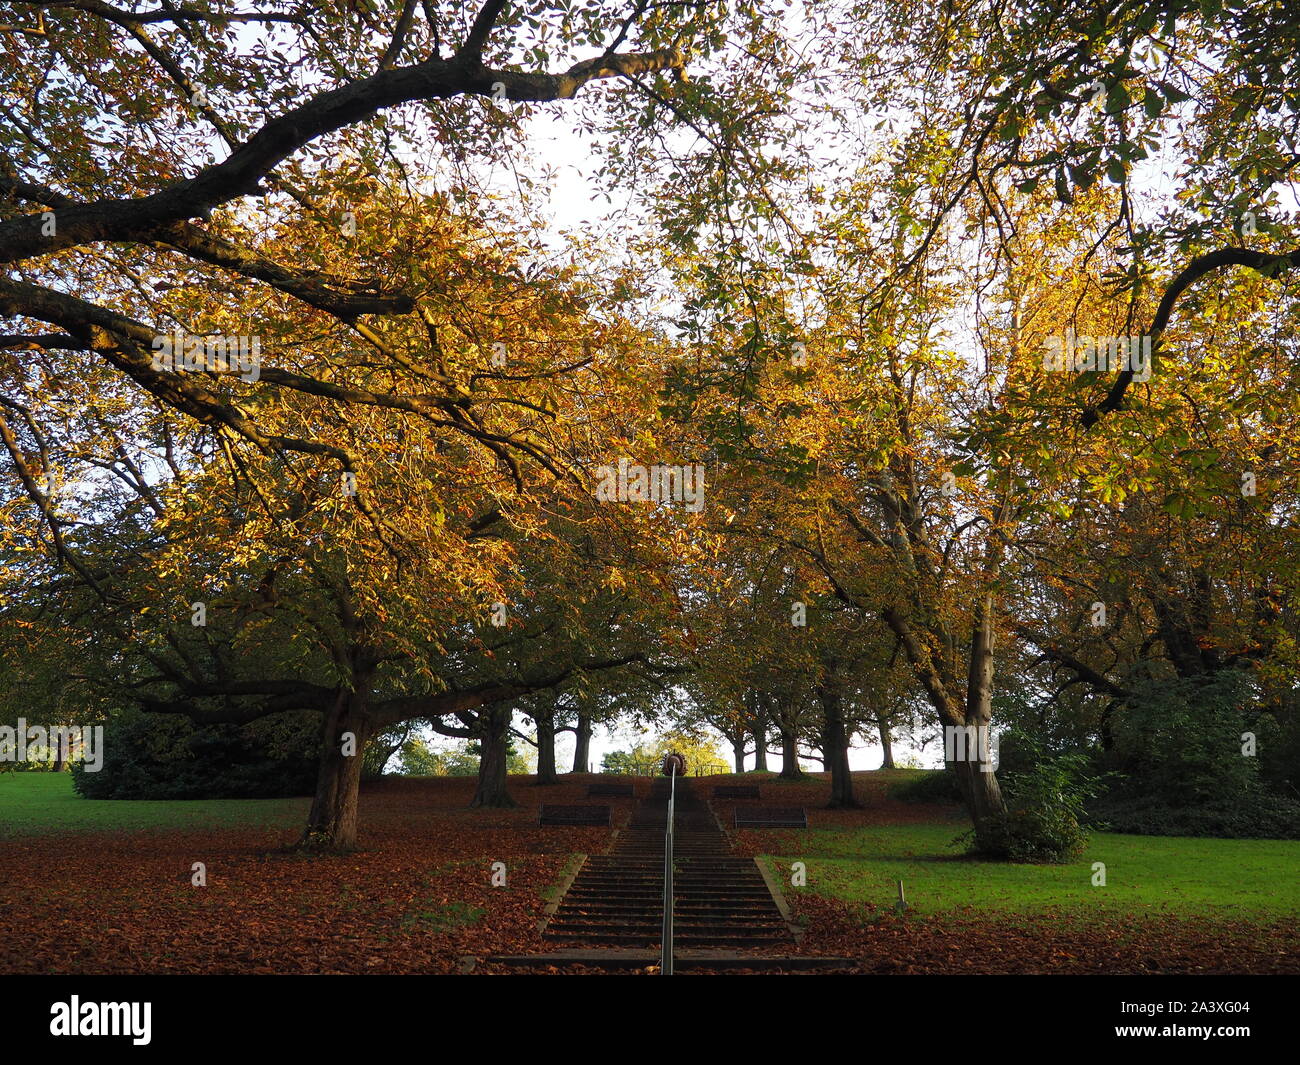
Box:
660;766;675;975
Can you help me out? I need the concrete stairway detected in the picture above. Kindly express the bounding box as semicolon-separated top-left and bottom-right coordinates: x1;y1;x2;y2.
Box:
541;776;790;950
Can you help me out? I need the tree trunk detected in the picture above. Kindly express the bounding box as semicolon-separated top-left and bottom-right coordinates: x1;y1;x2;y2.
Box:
731;733;746;774
303;685;371;851
471;706;518;808
534;710;557;786
571;711;592;773
877;712;895;769
778;726;803;780
751;722;769;771
819;685;860;808
959;590;1007;848
51;722;68;771
953;755;1006;848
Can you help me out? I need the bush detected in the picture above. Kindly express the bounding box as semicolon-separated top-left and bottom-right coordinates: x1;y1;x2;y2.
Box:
1256;700;1300;797
72;709;320;799
971;748;1102;863
888;768;963;804
1090;785;1300;839
1089;671;1300;838
1109;672;1258;805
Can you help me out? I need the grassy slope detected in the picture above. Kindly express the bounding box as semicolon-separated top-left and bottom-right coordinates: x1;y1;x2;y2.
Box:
725;769;1299;922
767;823;1300;922
0;773;308;836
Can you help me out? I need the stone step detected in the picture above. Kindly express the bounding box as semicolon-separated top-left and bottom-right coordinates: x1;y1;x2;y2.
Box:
533;778;793;958
488;951;855;972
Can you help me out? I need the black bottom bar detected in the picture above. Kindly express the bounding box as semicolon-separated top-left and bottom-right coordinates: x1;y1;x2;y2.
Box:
4;973;1293;1050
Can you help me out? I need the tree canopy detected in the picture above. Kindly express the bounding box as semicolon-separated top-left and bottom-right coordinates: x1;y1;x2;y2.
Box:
4;0;1300;853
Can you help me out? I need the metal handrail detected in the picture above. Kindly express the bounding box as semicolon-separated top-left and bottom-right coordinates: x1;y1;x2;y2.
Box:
660;766;676;975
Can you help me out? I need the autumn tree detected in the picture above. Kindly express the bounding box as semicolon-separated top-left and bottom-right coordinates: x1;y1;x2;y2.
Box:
0;166;700;843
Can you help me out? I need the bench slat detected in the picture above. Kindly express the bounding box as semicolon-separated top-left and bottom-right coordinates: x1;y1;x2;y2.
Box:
713;785;761;799
733;806;807;828
539;804;612;826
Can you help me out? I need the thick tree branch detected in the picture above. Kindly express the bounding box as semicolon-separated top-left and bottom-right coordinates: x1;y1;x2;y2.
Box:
0;47;685;264
459;0;507;61
1082;245;1300;426
148;221;415;320
1011;623;1132;699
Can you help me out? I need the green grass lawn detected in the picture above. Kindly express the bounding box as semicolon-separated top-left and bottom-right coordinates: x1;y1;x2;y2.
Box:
766;823;1300;921
0;772;308;836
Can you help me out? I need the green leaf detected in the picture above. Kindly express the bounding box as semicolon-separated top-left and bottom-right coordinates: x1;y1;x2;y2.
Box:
1104;83;1132;115
1158;81;1192;104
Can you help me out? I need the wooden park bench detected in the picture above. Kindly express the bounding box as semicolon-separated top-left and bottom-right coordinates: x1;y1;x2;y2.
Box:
587;782;635;798
733;806;807;828
538;804;612;826
713;784;761;799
